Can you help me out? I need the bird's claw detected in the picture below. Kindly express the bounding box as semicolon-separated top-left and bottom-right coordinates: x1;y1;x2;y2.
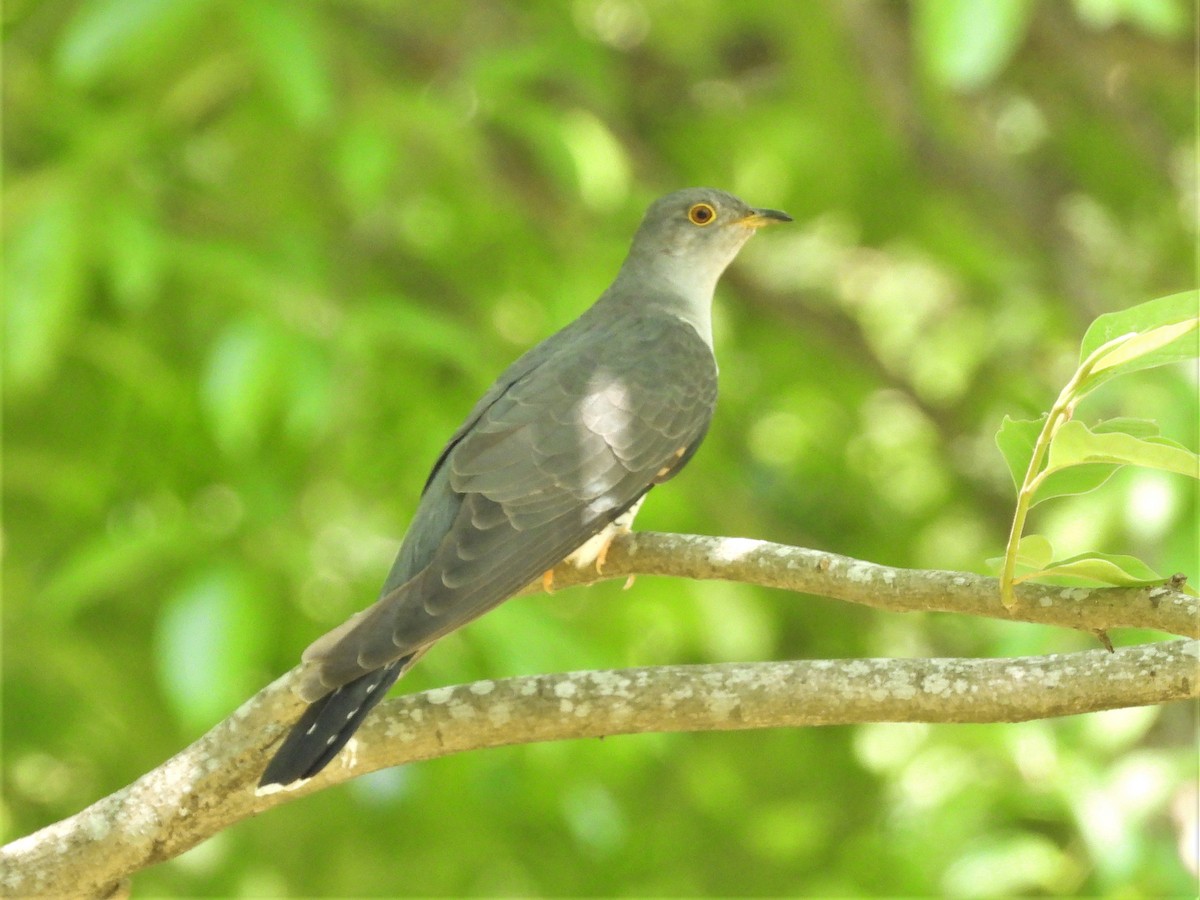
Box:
594;534;636;589
594;538;613;574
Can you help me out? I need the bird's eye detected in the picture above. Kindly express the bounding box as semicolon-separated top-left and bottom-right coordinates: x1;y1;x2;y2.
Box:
687;203;716;226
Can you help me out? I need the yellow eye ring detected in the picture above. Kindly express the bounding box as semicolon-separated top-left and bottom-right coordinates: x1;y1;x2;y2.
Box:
687;203;717;226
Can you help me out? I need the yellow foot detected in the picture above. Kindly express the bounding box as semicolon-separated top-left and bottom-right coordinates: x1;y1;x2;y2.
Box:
542;569;556;594
594;532;636;589
594;535;615;574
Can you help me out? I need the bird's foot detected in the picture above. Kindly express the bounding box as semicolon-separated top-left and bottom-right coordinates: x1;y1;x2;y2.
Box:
542;569;557;594
593;532;636;590
594;537;614;574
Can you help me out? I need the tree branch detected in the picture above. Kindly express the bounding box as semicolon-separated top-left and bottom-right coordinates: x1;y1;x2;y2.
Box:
4;534;1196;899
538;532;1200;637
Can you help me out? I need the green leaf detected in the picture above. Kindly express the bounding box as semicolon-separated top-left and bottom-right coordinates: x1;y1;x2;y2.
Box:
1014;551;1167;589
1022;419;1183;506
1031;463;1119;506
993;417;1175;506
1088;317;1199;376
995;415;1045;490
1013;533;1054;569
1079;291;1199;372
1091;417;1161;438
1046;420;1199;480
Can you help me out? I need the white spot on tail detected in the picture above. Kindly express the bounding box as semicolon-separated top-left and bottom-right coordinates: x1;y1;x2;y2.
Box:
255;777;310;797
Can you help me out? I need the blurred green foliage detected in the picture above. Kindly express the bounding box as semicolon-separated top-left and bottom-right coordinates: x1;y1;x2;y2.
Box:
3;0;1196;896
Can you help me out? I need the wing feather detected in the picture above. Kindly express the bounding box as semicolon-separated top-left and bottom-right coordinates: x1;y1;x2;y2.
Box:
302;313;717;693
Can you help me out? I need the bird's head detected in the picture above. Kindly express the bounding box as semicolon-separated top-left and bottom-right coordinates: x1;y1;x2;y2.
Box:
623;187;792;295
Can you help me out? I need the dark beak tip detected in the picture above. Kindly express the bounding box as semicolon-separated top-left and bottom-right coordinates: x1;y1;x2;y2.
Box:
759;208;793;223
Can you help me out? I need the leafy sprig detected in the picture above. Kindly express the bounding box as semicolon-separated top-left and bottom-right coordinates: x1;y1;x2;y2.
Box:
994;291;1199;607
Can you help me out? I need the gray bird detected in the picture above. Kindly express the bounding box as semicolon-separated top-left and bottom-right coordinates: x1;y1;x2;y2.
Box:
258;187;790;789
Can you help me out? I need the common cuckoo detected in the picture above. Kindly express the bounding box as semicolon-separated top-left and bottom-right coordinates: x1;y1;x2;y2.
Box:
258;187;790;789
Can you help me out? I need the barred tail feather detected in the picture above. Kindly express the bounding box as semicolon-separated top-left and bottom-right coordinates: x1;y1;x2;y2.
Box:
258;657;410;791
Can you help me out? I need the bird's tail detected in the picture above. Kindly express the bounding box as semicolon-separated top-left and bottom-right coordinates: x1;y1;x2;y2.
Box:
258;655;412;791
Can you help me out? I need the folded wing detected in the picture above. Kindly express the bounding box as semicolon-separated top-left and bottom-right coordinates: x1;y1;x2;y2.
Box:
300;315;717;695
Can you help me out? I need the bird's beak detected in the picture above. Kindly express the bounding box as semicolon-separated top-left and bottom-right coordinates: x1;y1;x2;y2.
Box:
739;207;793;229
